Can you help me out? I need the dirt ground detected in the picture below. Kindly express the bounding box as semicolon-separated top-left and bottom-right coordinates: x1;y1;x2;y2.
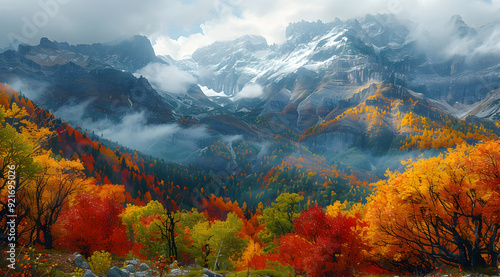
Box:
45;251;130;274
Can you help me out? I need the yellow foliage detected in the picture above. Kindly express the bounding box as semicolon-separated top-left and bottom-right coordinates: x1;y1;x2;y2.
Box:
235;239;264;269
365;141;500;269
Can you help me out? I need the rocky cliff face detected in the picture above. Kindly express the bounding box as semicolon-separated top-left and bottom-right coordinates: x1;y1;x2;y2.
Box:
0;36;174;124
182;14;500;129
1;14;500;166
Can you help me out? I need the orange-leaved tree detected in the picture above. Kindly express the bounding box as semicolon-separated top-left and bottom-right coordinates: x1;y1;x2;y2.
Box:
24;151;90;249
365;141;500;273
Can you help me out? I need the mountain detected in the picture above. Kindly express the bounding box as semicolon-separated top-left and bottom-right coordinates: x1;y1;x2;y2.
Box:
0;36;176;124
177;14;500;132
1;14;500;176
19;35;161;71
0;35;226;126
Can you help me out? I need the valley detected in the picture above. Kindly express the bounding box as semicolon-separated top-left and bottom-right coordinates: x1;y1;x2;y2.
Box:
1;11;500;277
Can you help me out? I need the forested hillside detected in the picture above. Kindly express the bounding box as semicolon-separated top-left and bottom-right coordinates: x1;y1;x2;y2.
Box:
2;80;500;276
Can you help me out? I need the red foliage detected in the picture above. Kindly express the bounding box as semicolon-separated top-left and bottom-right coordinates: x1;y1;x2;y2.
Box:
293;205;329;244
276;206;367;277
56;192;130;257
277;234;314;274
247;254;269;270
131;242;147;260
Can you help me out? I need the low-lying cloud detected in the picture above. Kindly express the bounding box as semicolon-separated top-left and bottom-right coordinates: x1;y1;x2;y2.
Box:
233;83;263;100
6;78;48;102
134;63;196;94
412;15;500;62
53;101;210;161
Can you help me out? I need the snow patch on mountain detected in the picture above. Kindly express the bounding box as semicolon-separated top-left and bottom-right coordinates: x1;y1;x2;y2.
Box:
199;85;228;97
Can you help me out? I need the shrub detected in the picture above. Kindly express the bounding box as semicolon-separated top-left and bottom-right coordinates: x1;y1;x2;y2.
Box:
88;250;112;276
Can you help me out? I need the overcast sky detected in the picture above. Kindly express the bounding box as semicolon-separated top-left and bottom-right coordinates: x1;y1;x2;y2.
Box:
1;0;499;59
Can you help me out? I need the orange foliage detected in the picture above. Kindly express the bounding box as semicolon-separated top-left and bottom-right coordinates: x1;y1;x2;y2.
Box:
366;140;500;271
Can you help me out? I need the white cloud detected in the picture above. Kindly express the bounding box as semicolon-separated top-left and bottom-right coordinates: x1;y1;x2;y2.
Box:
53;102;209;159
91;113;209;160
0;0;214;48
153;0;500;59
5;77;48;101
134;63;196;94
0;0;498;60
52;99;93;121
233;83;263;100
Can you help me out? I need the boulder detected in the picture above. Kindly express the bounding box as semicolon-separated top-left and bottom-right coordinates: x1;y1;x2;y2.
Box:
107;266;129;277
81;261;90;269
138;262;149;271
74;254;88;269
203;268;223;277
125;264;135;273
82;269;98;277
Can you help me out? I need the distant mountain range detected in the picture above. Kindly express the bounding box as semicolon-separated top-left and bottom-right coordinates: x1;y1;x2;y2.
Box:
175;14;500;122
1;14;499;175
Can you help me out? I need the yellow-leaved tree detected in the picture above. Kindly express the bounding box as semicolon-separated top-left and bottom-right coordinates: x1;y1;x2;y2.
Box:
365;141;500;273
1;102;43;244
1;95;89;249
24;150;90;249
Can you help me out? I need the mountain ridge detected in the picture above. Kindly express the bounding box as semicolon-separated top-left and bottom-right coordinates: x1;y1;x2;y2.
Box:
1;14;499;174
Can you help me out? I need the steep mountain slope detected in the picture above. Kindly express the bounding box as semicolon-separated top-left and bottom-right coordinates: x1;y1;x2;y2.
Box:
181;14;500;130
1;14;499;174
0;36;174;124
1;82;366;209
299;82;500;155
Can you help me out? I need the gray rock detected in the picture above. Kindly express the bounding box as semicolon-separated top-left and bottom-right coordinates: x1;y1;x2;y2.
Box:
107;266;129;277
82;269;98;277
135;270;153;277
126;264;135;273
138;262;149;271
168;268;191;276
203;268;223;277
81;261;90;269
74;254;85;268
126;258;140;265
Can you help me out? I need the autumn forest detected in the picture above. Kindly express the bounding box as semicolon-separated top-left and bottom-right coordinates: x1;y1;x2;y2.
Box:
1;77;500;277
